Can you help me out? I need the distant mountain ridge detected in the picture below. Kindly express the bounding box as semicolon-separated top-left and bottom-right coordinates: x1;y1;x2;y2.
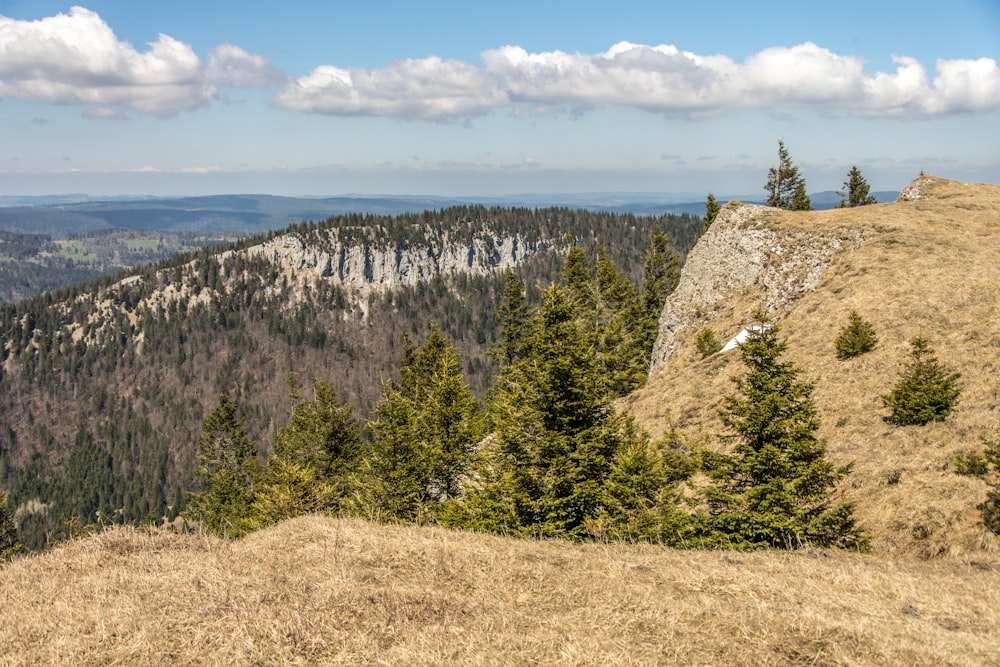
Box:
0;190;899;237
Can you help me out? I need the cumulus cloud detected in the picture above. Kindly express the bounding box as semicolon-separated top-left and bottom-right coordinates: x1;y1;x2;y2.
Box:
3;8;997;122
276;40;1000;120
272;56;506;120
0;7;279;117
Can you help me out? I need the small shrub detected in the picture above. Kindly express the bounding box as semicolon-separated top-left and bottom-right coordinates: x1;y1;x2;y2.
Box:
882;337;961;426
980;435;1000;535
954;450;989;476
835;310;878;359
695;328;722;358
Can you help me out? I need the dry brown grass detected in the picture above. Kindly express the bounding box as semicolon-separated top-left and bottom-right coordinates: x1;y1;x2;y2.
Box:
3;176;998;666
2;515;999;666
624;175;1000;559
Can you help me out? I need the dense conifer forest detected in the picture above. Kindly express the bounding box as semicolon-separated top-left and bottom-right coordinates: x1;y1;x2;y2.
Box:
0;205;701;549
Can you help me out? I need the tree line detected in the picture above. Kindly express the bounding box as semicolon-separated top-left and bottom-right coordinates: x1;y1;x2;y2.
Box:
182;240;880;551
0;207;701;550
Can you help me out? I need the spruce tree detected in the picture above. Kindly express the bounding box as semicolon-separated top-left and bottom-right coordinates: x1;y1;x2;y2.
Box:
839;166;877;207
452;286;622;539
882;337;961;426
835;310;878;359
359;325;483;522
764;141;812;211
594;245;646;396
561;243;597;315
493;269;532;366
639;224;681;354
703;193;721;232
254;378;359;526
980;435;1000;535
183;393;261;538
599;429;694;544
699;322;864;549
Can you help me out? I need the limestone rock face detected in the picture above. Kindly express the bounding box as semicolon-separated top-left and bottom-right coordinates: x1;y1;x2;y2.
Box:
241;230;554;295
648;202;860;373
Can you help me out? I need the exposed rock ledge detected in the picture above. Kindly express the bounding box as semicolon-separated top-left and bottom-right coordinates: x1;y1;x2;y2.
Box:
237;230;555;294
648;202;861;373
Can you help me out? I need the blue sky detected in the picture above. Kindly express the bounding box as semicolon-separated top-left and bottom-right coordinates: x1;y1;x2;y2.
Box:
1;1;998;198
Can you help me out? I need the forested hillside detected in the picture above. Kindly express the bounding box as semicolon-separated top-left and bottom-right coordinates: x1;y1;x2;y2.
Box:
0;229;232;304
0;205;701;549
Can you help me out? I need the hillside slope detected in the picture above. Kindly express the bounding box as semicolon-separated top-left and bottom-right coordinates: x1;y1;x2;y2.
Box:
624;175;1000;559
1;515;998;666
0;206;700;549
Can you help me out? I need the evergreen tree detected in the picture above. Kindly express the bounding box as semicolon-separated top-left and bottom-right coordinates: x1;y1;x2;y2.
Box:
561;243;597;316
359;325;483;522
699;322;864;549
882;337;961;426
980;435;1000;535
835;310;878;359
639;224;681;355
452;286;624;539
183;393;261;538
594;245;647;396
764;141;812;211
254;377;359;526
703;193;721;232
1;490;21;561
695;327;723;358
839;166;877;207
599;429;694;544
492;269;532;366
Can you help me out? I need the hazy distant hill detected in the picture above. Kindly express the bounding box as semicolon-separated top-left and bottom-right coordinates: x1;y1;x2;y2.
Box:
0;190;900;239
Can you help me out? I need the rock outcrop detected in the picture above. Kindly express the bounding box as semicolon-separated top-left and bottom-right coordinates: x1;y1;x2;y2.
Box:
649;201;862;372
239;230;555;295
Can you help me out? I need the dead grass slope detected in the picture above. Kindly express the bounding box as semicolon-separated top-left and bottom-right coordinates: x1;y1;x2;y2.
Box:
2;516;998;666
624;175;1000;559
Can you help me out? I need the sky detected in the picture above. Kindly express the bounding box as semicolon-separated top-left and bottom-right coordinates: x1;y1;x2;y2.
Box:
1;0;998;198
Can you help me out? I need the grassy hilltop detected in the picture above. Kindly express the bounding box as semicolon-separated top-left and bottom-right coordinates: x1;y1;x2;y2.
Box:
1;515;998;666
2;175;999;665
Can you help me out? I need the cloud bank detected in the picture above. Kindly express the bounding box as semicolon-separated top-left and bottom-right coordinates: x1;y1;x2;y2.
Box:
0;7;278;117
1;8;997;120
278;41;1000;120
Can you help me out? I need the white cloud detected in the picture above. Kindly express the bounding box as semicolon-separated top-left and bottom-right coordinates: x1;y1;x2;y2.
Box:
0;7;279;117
3;8;997;122
272;56;506;120
206;44;282;87
276;40;1000;121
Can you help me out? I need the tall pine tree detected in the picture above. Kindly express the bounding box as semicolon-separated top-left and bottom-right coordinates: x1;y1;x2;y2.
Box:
452;286;624;539
639;223;681;357
253;377;360;526
764;141;812;211
703;193;721;232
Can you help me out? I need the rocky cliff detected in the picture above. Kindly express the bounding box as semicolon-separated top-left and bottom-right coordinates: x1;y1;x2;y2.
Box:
649;201;863;372
238;229;555;296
